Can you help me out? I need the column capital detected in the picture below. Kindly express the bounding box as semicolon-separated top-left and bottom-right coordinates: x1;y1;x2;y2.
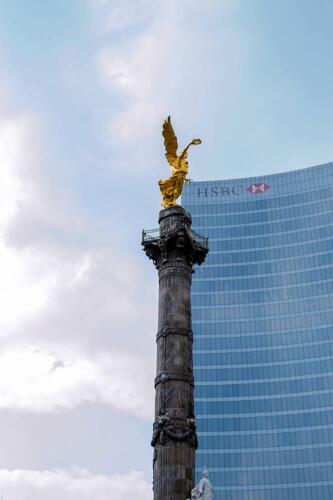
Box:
142;206;208;269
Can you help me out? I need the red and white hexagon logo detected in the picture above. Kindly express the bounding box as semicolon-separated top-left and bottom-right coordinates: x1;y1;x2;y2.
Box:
247;183;270;194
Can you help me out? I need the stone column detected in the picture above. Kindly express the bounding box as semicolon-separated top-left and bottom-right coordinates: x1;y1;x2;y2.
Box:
142;206;208;500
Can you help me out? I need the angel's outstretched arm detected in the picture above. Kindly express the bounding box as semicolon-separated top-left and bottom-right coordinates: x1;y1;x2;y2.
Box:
180;139;201;159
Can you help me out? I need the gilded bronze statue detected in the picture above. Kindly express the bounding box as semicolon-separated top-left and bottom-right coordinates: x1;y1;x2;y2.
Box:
159;116;201;208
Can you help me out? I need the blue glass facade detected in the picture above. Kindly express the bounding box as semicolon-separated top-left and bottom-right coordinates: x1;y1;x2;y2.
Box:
182;162;333;499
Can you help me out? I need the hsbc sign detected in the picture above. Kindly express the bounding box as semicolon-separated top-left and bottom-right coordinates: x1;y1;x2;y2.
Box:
196;182;270;199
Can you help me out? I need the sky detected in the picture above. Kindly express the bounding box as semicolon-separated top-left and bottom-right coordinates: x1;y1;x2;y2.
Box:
0;0;332;498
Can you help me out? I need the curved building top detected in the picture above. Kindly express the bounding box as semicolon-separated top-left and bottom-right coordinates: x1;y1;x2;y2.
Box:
183;161;333;204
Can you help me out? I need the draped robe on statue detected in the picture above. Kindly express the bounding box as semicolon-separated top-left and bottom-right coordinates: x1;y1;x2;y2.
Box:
191;470;214;500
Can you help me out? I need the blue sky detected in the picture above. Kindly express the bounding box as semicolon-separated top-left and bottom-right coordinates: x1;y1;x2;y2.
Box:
0;1;332;498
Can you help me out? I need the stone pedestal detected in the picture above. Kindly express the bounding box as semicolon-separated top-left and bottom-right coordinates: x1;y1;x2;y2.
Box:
142;206;208;500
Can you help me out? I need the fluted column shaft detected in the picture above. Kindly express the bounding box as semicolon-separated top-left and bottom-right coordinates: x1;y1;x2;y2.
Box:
143;206;208;500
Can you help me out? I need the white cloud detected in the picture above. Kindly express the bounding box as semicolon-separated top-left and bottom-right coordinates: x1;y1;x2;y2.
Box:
0;347;153;418
0;239;155;417
0;243;56;330
98;27;167;145
0;115;58;329
0;117;24;227
0;99;155;419
0;468;152;500
97;1;228;150
4;245;156;417
90;0;157;35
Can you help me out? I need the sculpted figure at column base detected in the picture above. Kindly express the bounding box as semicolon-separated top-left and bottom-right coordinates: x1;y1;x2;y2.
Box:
187;468;214;500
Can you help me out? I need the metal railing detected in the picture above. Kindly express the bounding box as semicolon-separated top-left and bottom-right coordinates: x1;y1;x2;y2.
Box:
142;224;208;250
189;228;208;250
142;228;160;242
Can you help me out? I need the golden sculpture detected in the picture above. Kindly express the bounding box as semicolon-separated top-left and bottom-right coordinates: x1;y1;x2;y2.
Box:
159;116;201;208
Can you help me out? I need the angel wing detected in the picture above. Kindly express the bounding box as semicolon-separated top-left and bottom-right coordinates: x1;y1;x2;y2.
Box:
162;116;178;167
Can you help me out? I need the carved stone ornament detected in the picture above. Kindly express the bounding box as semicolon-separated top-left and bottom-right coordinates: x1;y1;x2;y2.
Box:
151;414;198;449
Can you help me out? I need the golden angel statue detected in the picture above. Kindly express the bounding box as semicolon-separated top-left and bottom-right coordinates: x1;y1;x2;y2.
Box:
159;116;201;208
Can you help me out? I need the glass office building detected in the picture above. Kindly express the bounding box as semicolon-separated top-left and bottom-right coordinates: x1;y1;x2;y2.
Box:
183;162;333;499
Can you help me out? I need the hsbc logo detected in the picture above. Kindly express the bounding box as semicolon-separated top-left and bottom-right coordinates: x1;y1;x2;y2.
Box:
195;182;271;199
247;183;270;194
